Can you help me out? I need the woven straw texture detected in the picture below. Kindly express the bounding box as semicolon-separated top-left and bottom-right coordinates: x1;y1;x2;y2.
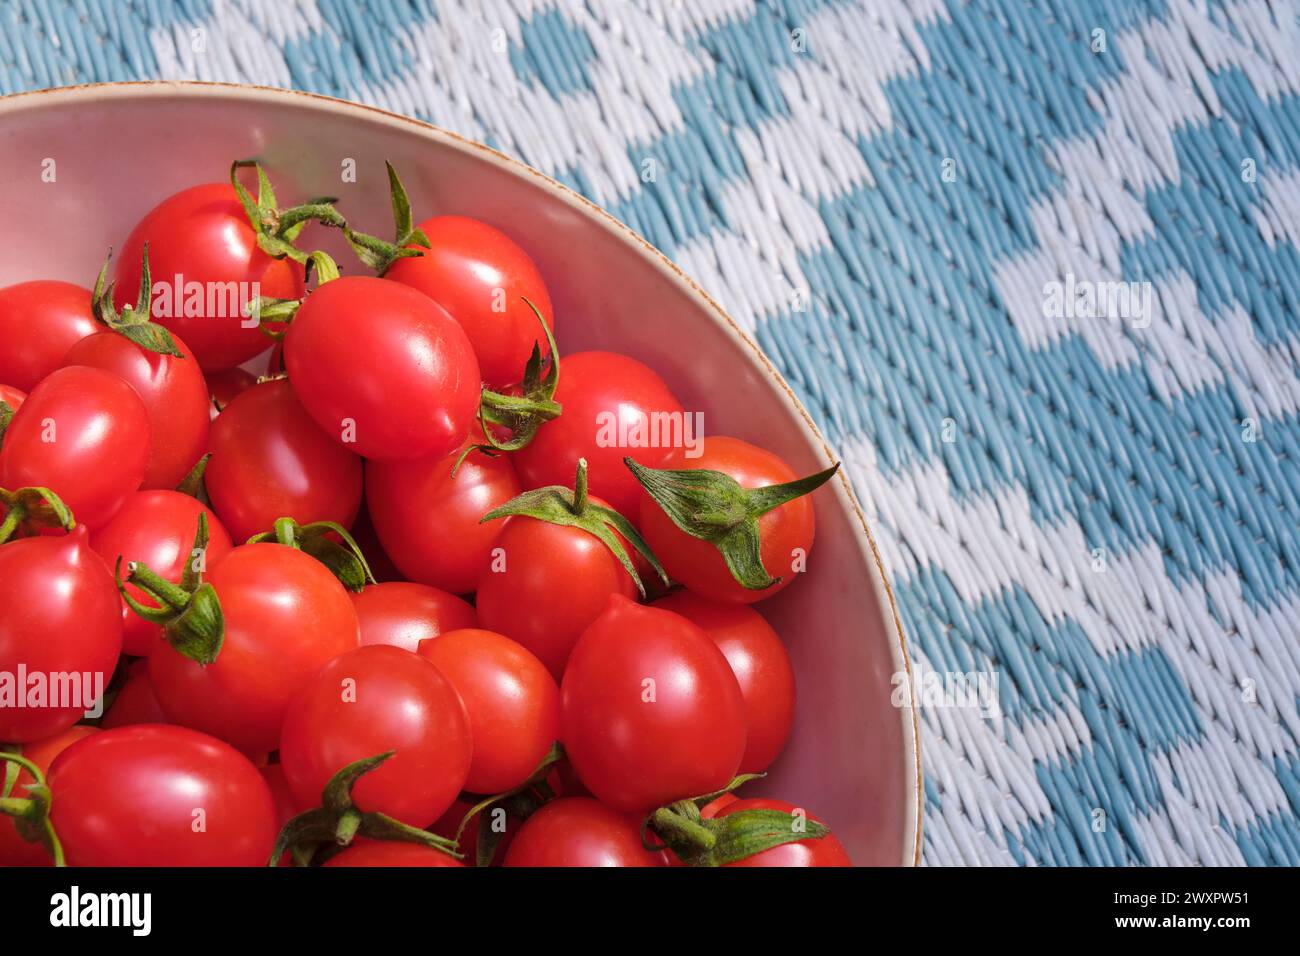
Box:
3;0;1299;867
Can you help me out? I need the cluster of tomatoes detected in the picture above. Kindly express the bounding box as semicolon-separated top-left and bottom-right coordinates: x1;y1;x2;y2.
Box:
0;160;849;868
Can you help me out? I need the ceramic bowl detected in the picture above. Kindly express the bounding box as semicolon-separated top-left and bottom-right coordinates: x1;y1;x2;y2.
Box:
0;82;921;865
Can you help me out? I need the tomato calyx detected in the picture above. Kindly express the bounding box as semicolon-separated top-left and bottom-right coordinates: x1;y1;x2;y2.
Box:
244;251;341;337
481;458;668;597
643;775;833;867
116;513;225;665
246;516;376;592
342;161;432;276
230;160;347;267
452;743;564;867
0;400;15;445
175;453;212;505
456;297;563;469
269;752;462;867
0;750;67;866
626;457;841;591
0;485;75;544
90;245;185;357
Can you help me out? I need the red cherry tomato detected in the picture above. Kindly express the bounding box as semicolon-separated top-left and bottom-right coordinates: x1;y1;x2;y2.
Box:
206;365;257;418
417;628;560;794
503;798;664;867
323;840;464;868
385;215;554;388
561;594;746;813
0;726;99;866
61;330;210;489
45;725;278;866
101;668;171;729
148;543;360;755
206;379;362;542
351;581;476;653
0;527;122;742
0;366;150;531
651;592;794;773
0;281;96;391
279;645;471;827
639;436;817;604
702;797;851;867
513;351;685;517
90;490;234;657
367;443;521;594
0;384;26;413
284;276;480;461
115;183;305;370
475;499;637;679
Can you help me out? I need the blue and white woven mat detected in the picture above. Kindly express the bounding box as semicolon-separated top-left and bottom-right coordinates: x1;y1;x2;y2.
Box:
4;0;1299;867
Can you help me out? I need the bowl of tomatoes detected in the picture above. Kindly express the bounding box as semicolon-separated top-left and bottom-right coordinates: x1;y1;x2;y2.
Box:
0;81;920;867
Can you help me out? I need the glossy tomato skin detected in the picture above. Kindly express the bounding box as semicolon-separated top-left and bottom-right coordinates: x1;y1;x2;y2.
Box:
114;183;305;371
0;384;26;412
639;436;818;605
417;628;560;794
385;215;554;388
503;798;664;868
703;798;851;867
475;502;637;679
90;490;234;657
0;281;96;391
513;351;685;517
324;840;464;868
351;581;476;653
279;645;471;828
0;726;99;866
46;725;278;866
285;276;480;461
0;366;150;531
101;668;171;729
148;543;360;755
0;527;122;742
61;330;210;489
651;592;794;773
367;443;521;594
206;379;363;542
561;595;746;813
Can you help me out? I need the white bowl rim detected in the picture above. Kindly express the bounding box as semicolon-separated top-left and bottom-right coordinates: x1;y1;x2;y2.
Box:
0;80;923;865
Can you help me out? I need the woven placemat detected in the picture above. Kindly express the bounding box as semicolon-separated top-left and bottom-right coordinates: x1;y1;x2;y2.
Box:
4;0;1299;866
